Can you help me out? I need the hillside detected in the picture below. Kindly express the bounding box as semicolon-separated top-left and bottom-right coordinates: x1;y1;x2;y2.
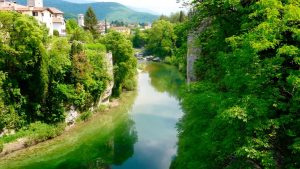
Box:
15;0;158;23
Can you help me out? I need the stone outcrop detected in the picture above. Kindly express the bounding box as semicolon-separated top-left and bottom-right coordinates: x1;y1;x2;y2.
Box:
186;18;212;84
65;105;78;125
65;53;114;125
97;52;114;107
65;52;114;124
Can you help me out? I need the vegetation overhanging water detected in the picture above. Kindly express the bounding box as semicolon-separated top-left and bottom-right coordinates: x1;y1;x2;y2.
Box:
0;63;185;169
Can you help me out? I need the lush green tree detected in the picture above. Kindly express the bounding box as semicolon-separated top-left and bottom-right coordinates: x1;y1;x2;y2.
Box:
179;11;186;23
131;28;147;48
101;31;137;96
0;11;111;130
70;27;93;43
84;6;99;37
111;20;126;27
159;11;187;23
66;19;80;34
173;0;300;168
53;30;59;37
0;11;50;123
145;20;176;59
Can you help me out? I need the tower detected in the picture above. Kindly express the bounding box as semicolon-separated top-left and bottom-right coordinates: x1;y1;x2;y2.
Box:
27;0;43;7
0;0;6;7
78;14;84;27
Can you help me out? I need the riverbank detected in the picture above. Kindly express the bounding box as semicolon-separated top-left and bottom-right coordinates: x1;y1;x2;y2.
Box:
0;89;138;169
0;63;185;169
0;94;128;160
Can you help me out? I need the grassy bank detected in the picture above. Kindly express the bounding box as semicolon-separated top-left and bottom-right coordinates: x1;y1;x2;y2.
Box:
0;90;137;169
0;122;65;152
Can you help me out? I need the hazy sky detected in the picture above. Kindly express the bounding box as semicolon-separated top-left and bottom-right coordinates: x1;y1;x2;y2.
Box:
91;0;183;15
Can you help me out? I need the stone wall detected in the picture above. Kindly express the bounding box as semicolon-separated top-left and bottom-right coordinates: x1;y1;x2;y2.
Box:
97;52;114;107
186;18;212;84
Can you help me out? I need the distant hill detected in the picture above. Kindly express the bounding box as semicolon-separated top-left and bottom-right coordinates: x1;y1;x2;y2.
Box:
15;0;158;23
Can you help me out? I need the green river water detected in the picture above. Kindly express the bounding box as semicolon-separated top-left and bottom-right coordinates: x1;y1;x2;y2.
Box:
0;63;185;169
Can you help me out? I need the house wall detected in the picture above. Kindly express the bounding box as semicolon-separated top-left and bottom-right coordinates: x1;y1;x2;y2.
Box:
78;14;84;27
53;22;66;36
41;10;53;35
30;10;53;35
27;0;43;7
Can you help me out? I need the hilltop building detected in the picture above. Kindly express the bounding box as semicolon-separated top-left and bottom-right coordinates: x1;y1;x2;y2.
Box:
110;26;131;35
0;0;66;36
78;14;84;27
98;20;110;35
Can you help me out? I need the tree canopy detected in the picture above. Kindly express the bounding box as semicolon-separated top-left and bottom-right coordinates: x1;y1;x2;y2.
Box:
172;0;300;168
101;31;137;96
84;6;99;38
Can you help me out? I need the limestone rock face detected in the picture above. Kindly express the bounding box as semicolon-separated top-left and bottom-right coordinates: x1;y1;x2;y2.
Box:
187;18;211;84
0;128;15;138
65;52;114;125
65;105;78;125
97;52;114;107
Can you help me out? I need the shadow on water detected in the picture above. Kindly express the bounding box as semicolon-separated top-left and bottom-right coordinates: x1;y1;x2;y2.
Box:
0;91;138;169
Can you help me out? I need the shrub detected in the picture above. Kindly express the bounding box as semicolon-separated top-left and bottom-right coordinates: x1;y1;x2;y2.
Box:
25;122;65;146
53;30;59;37
80;111;92;121
0;140;3;152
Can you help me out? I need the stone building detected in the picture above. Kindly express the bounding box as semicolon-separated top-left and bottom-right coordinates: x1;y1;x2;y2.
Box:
0;0;66;36
77;14;84;27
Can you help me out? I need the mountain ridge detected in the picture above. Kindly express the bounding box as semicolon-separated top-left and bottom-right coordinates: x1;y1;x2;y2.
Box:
15;0;158;23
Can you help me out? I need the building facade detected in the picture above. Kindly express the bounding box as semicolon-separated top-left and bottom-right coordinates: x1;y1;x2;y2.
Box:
0;0;66;36
78;14;84;27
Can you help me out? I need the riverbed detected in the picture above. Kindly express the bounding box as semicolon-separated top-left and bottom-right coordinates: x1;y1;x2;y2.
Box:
0;63;184;169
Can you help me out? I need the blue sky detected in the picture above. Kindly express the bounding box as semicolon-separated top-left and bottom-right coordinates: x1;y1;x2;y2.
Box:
68;0;184;15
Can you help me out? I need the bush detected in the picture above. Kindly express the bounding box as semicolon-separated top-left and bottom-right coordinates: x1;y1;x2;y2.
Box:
0;140;3;152
53;30;59;37
80;111;92;121
25;122;65;146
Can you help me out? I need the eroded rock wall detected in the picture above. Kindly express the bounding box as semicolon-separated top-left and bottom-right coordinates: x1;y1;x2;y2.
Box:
186;18;211;83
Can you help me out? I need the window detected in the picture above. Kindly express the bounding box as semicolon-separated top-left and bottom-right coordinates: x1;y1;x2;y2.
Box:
41;13;44;16
32;12;38;16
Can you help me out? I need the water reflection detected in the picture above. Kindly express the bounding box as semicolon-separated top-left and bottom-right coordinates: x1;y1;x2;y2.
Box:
0;92;138;169
0;63;184;169
113;63;184;169
144;63;185;98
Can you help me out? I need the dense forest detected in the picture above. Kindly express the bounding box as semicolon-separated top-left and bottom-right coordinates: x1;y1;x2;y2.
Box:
169;0;300;168
0;0;299;168
0;7;137;151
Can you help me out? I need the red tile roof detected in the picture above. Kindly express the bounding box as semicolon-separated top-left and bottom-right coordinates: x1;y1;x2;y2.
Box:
48;7;63;14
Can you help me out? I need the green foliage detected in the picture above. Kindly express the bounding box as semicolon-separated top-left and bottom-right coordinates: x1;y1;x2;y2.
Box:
0;12;111;137
70;27;93;43
173;0;300;168
66;19;80;34
0;11;49;123
53;30;59;37
159;11;187;23
84;6;99;38
25;122;65;146
145;20;176;59
0;140;3;152
131;29;147;48
79;111;92;121
101;31;137;96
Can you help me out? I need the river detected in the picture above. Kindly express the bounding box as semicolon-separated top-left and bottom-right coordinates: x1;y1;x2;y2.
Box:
0;63;184;169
